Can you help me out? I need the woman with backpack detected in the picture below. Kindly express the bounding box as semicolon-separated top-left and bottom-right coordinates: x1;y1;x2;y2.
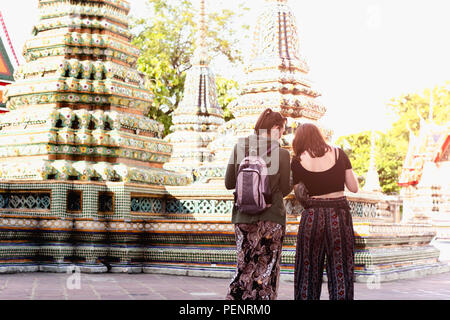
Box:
224;108;292;300
291;123;359;300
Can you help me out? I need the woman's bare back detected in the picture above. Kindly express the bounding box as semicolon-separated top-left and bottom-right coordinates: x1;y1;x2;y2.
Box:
299;147;358;197
299;148;337;173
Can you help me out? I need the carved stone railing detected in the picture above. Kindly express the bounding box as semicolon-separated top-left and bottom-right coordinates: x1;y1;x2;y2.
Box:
346;192;397;223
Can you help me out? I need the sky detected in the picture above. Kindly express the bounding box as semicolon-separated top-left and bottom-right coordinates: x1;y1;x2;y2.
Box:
1;0;449;140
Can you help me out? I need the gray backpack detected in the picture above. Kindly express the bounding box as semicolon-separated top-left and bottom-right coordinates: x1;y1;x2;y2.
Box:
234;140;277;215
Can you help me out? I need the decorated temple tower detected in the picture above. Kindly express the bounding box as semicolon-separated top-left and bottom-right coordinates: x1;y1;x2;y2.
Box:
0;0;190;273
198;0;329;180
164;0;224;174
2;0;191;185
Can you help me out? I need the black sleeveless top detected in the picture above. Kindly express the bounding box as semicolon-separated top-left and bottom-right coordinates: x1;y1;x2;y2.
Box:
291;147;352;197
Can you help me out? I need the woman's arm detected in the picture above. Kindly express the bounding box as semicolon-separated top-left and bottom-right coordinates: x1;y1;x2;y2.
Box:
345;169;359;193
338;148;358;193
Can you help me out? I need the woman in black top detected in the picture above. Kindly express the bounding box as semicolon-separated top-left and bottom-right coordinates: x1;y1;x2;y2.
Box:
291;123;358;300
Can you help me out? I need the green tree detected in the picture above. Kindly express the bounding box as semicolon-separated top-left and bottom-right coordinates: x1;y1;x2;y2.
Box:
387;81;450;143
216;76;238;122
336;131;408;194
336;81;450;195
376;132;407;194
335;131;371;187
131;0;249;135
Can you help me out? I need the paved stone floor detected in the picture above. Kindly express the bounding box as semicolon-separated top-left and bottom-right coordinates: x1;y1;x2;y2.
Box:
1;270;450;300
1;240;449;301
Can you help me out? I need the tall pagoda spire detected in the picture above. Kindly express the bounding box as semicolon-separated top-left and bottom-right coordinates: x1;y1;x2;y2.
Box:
229;0;325;120
164;0;224;174
192;0;208;66
201;0;328;178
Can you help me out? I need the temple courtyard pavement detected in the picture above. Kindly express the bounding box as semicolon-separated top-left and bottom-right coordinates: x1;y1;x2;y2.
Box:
0;239;449;300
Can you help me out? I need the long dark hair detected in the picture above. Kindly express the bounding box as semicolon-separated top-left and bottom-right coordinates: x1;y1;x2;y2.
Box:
292;123;331;158
254;108;286;136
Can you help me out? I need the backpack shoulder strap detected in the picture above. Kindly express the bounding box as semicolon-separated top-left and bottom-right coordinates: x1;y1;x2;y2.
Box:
245;135;257;157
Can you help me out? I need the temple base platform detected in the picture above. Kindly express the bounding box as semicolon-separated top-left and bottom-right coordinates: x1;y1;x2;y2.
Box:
1;180;449;283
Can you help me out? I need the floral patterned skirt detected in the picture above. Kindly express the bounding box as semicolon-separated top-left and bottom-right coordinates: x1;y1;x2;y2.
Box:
226;220;285;300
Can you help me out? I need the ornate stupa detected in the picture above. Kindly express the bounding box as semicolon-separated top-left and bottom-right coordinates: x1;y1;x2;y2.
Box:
197;0;328;180
0;0;190;186
0;0;190;273
164;0;224;173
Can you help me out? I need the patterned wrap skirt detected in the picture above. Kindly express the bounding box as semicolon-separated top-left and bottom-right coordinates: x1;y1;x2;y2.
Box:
226;220;285;300
294;196;355;300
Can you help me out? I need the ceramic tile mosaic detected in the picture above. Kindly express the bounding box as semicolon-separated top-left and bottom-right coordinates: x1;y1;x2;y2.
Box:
1;0;191;187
